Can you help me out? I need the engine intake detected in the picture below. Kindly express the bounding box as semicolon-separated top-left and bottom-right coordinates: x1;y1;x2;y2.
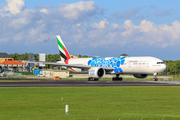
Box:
133;74;148;78
89;67;105;78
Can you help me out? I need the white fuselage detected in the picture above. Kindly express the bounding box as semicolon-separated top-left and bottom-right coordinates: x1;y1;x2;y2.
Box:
119;57;166;74
57;56;166;74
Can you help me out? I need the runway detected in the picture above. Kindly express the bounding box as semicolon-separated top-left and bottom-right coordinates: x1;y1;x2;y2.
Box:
0;80;180;87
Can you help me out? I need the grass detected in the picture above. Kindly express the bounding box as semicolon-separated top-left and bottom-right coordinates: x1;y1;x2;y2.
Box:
0;87;180;120
22;72;33;75
0;75;53;80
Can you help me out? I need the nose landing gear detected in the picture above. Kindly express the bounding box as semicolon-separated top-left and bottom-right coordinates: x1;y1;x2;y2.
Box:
153;73;158;81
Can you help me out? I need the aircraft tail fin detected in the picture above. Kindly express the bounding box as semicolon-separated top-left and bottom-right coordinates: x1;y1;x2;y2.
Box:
56;35;71;64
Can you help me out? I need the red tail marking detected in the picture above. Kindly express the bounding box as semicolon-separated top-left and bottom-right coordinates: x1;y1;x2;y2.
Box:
63;46;71;64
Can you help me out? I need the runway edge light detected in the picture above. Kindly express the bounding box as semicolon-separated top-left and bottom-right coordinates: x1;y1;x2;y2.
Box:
65;105;69;114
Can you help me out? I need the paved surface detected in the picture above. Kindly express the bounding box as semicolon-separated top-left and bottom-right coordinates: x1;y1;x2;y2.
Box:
0;80;180;87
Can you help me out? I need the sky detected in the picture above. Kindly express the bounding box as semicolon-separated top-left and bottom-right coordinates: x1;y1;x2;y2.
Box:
0;0;180;60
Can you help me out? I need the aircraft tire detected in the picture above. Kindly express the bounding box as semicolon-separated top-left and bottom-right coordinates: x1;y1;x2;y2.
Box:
153;78;158;81
88;77;99;81
116;77;121;81
112;77;123;81
88;77;93;81
94;78;98;81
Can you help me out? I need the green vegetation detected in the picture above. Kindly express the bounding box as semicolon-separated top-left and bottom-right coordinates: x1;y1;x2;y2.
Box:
0;76;28;79
10;53;61;69
10;53;61;62
76;54;89;58
0;76;53;80
69;71;77;74
22;72;33;75
163;60;180;75
9;53;90;62
0;87;180;120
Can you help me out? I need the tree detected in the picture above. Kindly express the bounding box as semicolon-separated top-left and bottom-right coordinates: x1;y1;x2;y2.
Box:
82;55;89;58
78;54;82;58
34;54;39;61
10;53;19;60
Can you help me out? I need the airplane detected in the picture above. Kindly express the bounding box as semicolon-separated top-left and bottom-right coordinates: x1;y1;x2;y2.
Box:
34;35;166;81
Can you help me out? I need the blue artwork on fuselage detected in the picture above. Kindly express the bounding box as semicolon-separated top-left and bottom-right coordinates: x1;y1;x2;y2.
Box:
87;57;126;73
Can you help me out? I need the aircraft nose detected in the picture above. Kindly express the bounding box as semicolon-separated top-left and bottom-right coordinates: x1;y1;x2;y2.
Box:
157;64;166;72
162;64;166;71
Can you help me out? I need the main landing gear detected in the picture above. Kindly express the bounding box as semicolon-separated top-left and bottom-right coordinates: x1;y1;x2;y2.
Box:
153;73;158;81
112;74;123;81
88;77;99;81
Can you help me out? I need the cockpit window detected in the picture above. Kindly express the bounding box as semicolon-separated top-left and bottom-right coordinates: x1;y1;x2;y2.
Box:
157;62;165;64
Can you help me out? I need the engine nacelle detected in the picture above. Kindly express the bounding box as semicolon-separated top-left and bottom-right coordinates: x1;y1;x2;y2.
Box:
89;67;105;78
133;74;148;78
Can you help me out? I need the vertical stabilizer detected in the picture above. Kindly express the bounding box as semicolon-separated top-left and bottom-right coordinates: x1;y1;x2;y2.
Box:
56;35;71;64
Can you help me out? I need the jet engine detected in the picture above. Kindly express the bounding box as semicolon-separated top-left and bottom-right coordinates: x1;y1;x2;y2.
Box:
133;74;148;78
89;67;105;78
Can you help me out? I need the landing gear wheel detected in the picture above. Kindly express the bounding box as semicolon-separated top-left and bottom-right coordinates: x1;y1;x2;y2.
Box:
112;77;117;81
119;77;122;81
94;78;99;81
153;78;158;81
112;77;123;81
88;77;93;81
88;77;99;81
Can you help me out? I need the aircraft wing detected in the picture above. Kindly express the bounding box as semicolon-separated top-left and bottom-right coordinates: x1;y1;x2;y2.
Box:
28;61;114;71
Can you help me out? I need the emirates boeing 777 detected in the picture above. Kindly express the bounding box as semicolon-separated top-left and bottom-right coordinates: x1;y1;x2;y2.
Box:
35;35;166;81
